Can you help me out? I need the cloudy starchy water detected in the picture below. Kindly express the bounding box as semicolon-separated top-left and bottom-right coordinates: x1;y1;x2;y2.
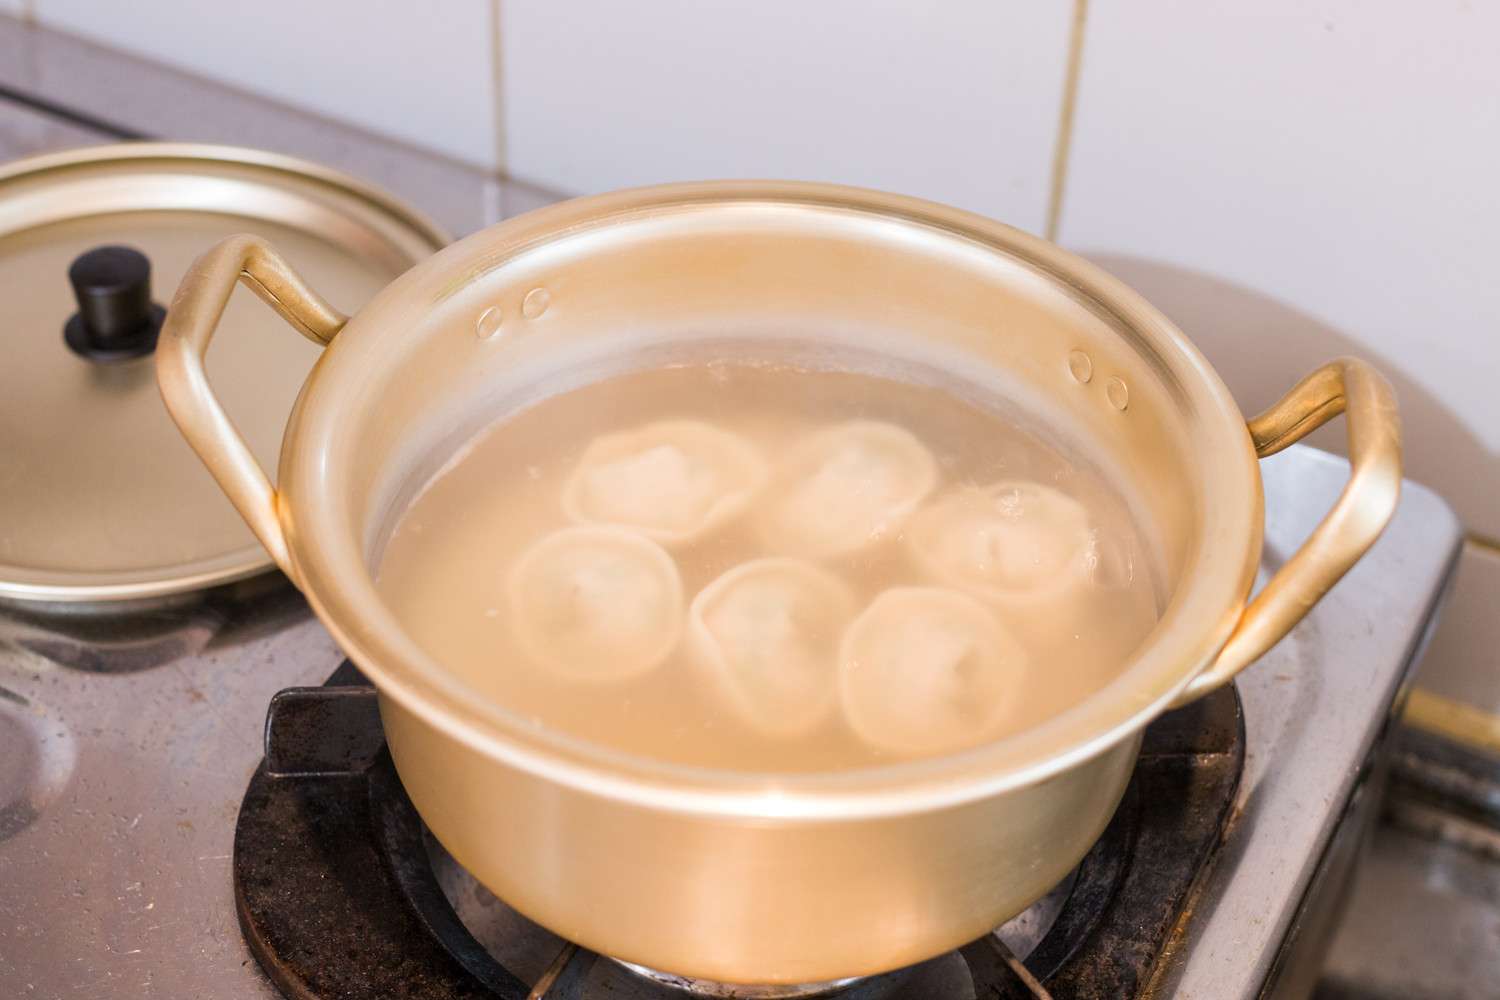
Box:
376;357;1158;772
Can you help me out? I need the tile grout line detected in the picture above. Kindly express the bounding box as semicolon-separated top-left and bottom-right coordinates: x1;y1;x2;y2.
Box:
489;0;508;178
1044;0;1090;243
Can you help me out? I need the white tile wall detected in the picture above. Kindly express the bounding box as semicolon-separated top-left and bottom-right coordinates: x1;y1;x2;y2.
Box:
30;0;502;169
499;1;1074;233
1060;0;1500;539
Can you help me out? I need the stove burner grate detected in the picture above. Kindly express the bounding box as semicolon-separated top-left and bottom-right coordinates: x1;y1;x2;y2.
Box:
233;662;1243;999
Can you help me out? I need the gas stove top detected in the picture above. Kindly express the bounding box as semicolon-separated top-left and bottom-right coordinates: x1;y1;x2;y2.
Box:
0;448;1462;998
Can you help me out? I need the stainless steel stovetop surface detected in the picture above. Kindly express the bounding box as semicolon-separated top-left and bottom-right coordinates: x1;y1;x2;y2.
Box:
0;448;1462;999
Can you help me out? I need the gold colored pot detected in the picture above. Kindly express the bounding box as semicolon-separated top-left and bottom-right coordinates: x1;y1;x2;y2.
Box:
156;183;1400;985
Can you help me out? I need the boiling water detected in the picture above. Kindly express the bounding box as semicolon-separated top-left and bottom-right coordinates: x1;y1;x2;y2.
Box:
375;357;1159;772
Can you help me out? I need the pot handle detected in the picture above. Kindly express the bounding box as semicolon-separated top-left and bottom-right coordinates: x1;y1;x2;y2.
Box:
1171;357;1402;708
155;235;347;582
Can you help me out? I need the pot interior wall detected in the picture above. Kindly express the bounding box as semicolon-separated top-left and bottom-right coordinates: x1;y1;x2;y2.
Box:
344;203;1205;587
287;192;1256;763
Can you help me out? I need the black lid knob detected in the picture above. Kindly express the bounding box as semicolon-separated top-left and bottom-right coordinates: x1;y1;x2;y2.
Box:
63;245;166;363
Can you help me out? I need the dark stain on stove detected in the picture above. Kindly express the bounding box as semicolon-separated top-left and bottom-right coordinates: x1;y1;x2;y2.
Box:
0;586;282;672
202;575;313;649
0;799;39;843
16;628;216;673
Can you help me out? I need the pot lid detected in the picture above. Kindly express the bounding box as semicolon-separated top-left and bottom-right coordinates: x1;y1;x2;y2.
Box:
0;143;448;603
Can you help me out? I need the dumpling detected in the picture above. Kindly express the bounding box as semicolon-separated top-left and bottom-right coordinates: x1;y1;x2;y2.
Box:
562;420;767;546
838;587;1026;756
755;420;938;559
507;525;683;681
687;558;856;737
904;481;1093;606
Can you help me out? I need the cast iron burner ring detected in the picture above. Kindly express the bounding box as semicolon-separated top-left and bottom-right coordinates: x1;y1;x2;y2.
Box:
233;661;1243;999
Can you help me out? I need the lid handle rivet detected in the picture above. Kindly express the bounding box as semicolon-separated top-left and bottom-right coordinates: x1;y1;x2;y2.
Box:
63;245;167;363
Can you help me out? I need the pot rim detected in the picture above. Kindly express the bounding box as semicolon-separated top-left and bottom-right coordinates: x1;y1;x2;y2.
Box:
282;181;1261;819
